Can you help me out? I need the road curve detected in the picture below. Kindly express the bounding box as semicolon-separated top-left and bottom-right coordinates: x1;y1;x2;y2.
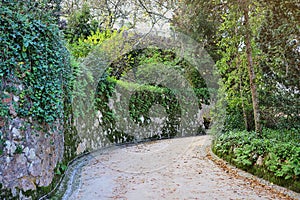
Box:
67;136;299;200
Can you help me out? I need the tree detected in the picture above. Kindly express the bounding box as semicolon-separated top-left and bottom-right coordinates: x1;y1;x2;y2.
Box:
172;0;221;62
240;0;262;134
205;0;264;133
257;0;300;129
2;0;63;22
63;3;98;43
61;0;175;32
215;1;255;131
213;0;298;132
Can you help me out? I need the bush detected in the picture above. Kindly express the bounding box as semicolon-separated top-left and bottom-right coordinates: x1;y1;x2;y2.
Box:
213;129;300;192
68;29;119;59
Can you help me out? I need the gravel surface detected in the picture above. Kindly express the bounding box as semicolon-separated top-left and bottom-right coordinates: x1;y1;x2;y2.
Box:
68;135;300;200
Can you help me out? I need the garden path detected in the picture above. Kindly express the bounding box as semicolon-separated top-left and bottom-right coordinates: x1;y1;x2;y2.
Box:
67;136;299;200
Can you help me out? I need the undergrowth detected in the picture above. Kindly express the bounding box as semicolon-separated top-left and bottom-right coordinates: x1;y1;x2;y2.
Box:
212;128;300;193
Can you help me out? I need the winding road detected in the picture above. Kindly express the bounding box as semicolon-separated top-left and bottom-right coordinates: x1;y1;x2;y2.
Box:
66;136;300;200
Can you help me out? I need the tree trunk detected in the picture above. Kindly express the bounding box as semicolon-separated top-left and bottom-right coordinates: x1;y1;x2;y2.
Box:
242;1;262;134
235;25;249;131
236;55;249;131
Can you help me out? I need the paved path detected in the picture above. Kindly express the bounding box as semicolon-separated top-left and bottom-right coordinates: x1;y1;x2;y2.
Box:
67;136;299;200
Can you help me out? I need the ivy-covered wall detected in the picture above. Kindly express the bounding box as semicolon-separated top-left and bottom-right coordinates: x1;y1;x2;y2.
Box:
73;48;211;153
0;2;213;197
0;2;77;198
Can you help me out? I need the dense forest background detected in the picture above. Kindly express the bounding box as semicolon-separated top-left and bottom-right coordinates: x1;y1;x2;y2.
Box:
57;0;300;132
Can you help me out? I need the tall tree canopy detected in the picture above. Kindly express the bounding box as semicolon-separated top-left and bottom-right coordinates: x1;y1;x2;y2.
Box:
173;0;299;131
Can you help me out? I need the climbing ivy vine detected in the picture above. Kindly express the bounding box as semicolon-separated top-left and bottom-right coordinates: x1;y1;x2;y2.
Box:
95;48;210;142
0;3;70;123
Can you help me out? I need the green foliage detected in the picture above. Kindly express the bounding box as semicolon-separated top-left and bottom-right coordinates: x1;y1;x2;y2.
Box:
95;48;209;143
136;48;210;106
63;3;98;43
0;0;62;22
211;0;299;131
55;163;68;175
213;129;300;192
0;3;70;123
0;2;78;199
0;101;9;119
68;29;119;59
0;131;5;155
173;0;221;62
212;1;267;133
96;76;181;142
128;86;181;138
14;145;23;154
257;0;300;129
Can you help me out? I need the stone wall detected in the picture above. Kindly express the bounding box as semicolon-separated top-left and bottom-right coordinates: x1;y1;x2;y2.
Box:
74;89;209;154
0;92;64;197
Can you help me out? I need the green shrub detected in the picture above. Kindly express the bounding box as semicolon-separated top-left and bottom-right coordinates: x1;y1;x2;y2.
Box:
213;128;300;192
68;29;120;59
63;3;98;43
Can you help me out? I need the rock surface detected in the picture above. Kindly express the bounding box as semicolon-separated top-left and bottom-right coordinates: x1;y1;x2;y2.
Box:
1;89;64;194
0;116;64;193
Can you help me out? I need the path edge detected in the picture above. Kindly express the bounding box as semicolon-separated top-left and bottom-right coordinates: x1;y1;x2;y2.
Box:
206;136;300;200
